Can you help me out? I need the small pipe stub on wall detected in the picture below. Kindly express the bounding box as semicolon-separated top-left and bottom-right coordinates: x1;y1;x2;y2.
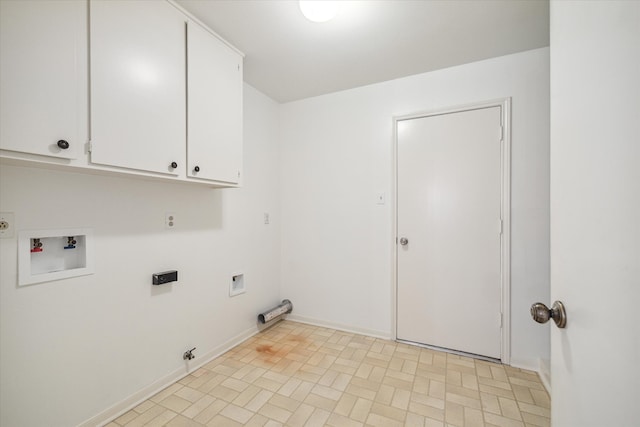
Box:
258;299;293;324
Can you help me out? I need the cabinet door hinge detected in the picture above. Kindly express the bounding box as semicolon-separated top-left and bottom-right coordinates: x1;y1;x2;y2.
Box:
498;312;503;328
86;140;93;153
498;219;503;235
499;125;504;142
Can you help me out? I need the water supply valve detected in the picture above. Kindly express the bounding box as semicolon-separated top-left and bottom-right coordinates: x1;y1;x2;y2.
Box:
31;238;43;253
183;347;196;361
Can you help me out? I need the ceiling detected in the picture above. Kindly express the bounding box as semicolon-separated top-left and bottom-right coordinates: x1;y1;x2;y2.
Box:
176;0;549;103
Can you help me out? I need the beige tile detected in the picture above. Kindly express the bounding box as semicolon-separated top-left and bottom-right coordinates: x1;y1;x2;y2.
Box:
326;412;364;427
244;413;271;426
444;401;464;426
140;409;178;427
182;395;216;419
391;388;411;410
268;393;300;412
304;408;331;427
429;380;446;399
405;412;426;427
303;392;338;412
375;384;395;405
175;386;205;403
150;383;184;403
334;392;358;416
208;384;240;402
517;402;550;418
509;377;545;390
365;412;405;427
499;397;523;420
409;401;445;421
484;412;526;427
370;401;407;422
232;384;261;407
350;397;374;422
193;399;228;424
424;417;446;427
345;383;377;400
512;384;535;404
310;383;342;401
205;414;243;426
133;400;155;414
114;410;139;425
123;405;166;427
289;380;314;402
411;392;445;410
286;403;315;427
445;391;482;410
221;377;250;393
332;372;352;391
164;414;201;426
245;389;274;412
479;383;516;399
530;389;551;409
219;403;254;424
113;321;548;427
521;411;551;427
159;395;192;413
480;392;502;415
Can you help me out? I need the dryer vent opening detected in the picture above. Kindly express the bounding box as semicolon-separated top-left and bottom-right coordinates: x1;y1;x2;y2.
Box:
258;299;293;324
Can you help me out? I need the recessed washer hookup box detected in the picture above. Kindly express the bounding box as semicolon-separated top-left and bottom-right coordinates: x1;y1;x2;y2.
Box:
152;270;178;285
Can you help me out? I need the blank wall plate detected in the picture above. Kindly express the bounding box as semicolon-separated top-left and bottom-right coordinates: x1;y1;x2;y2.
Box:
0;212;15;238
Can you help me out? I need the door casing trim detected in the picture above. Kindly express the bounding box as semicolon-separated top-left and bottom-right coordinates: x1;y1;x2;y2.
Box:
390;98;511;364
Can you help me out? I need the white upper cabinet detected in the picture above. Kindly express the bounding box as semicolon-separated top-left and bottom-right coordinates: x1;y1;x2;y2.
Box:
187;22;243;184
89;0;186;176
0;0;84;160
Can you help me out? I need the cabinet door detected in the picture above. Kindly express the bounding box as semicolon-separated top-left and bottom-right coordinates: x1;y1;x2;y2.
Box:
90;0;185;176
187;22;243;184
0;0;83;159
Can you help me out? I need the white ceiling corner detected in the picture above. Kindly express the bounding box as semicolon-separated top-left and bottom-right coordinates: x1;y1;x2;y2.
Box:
176;0;549;103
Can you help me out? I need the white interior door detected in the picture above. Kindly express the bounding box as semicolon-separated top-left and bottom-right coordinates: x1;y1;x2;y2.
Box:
550;1;640;425
396;106;504;360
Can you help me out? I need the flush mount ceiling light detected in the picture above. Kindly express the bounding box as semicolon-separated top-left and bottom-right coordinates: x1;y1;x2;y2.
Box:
299;1;341;23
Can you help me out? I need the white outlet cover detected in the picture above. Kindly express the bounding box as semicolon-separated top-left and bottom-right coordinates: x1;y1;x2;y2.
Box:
0;212;15;238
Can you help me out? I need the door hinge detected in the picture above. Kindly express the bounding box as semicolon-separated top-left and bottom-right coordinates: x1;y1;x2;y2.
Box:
498;219;503;235
498;312;503;328
499;125;504;142
86;140;92;153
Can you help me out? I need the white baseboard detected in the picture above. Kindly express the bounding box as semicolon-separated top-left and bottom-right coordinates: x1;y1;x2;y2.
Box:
509;357;538;372
286;314;391;340
78;325;260;427
509;357;551;395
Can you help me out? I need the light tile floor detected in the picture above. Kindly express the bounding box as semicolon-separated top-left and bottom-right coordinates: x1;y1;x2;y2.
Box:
108;321;550;427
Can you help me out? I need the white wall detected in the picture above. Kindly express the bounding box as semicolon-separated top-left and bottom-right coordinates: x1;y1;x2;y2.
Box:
279;48;550;368
0;84;281;427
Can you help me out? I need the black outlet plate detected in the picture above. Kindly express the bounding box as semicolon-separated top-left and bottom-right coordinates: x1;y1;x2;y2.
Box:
152;270;178;285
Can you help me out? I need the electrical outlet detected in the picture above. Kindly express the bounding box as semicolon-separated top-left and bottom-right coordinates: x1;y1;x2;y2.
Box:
0;212;15;238
165;212;176;229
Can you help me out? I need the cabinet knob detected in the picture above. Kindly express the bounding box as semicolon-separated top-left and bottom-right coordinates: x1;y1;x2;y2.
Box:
170;162;178;169
57;140;70;150
194;166;200;172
